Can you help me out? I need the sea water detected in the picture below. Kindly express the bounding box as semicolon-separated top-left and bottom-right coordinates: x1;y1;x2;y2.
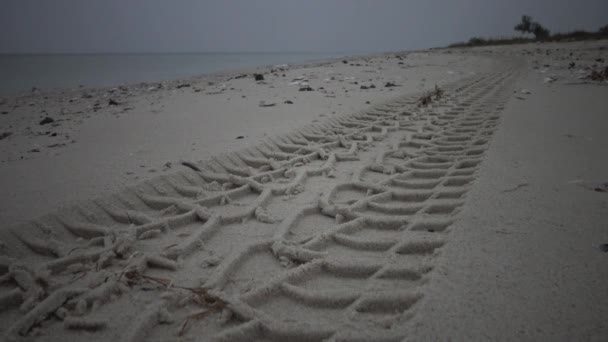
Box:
0;51;354;96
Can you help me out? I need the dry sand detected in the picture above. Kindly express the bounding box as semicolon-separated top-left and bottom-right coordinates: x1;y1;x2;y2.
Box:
0;40;606;341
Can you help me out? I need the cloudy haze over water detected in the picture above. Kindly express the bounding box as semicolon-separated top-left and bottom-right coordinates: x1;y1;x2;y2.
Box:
1;0;607;54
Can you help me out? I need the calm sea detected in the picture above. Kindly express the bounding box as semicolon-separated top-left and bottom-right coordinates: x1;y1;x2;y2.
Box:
0;52;353;96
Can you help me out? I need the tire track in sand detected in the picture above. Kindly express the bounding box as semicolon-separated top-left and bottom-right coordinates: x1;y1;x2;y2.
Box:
0;57;523;341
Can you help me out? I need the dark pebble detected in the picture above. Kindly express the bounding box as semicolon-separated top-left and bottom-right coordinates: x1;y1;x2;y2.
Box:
39;117;54;125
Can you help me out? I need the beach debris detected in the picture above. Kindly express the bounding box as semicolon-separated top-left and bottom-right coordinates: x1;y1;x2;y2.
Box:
568;62;576;69
47;142;66;148
176;83;191;89
259;101;276;107
0;132;12;140
108;98;119;106
284;100;294;104
417;85;444;107
370;84;376;88
299;85;314;91
271;64;288;72
235;136;244;139
586;66;608;81
360;85;369;90
569;180;608;192
342;60;348;64
39;117;55;125
593;182;608;193
181;161;202;172
385;82;399;87
254;73;265;81
29;148;41;153
233;74;248;79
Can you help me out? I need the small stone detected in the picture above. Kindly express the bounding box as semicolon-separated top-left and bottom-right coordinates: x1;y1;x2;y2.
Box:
0;132;12;140
284;100;294;104
236;136;244;139
108;99;119;106
254;73;264;81
39;117;54;125
259;101;276;107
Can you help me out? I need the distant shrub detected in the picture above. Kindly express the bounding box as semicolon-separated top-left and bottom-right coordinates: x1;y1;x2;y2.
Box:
448;36;532;48
514;15;550;40
446;16;608;48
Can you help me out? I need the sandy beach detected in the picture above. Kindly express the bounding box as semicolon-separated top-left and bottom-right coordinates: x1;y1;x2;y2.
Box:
0;40;607;341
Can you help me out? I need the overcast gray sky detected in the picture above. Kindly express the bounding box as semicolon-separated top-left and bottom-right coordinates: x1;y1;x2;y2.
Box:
1;0;606;54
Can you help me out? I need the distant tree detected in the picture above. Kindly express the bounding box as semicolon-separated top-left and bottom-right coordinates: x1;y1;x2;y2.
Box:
531;23;551;40
514;15;533;34
514;15;550;40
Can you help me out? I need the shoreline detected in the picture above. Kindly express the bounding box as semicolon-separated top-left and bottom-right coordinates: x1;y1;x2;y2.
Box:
0;50;393;99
